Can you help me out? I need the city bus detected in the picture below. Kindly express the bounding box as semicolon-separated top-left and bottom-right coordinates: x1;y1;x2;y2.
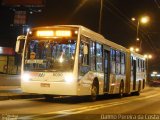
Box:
15;25;146;101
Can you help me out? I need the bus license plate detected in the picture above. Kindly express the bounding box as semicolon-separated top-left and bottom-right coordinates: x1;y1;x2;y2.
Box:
40;83;50;87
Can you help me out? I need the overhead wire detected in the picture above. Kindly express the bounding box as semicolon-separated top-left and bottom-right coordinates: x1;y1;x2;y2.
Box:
105;0;157;52
154;0;160;8
105;0;160;68
106;0;155;49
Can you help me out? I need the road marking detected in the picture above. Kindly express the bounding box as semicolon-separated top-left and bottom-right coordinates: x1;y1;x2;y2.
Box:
19;93;160;120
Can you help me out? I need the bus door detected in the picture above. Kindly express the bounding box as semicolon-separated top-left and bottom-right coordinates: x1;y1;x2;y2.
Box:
133;59;136;90
103;47;110;92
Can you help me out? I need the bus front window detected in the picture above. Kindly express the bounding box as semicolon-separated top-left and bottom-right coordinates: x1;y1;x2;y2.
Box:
24;38;76;71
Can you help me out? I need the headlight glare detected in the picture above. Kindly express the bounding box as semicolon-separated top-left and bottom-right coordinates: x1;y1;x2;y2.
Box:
64;74;74;83
22;73;31;82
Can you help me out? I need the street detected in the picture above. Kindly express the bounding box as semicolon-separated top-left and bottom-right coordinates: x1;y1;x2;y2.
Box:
1;1;160;120
0;87;160;120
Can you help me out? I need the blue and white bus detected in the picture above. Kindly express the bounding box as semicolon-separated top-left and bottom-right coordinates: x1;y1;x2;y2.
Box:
15;25;146;101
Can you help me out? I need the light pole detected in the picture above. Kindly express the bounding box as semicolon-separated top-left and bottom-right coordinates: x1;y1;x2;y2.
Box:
98;0;103;33
144;54;152;84
131;16;150;51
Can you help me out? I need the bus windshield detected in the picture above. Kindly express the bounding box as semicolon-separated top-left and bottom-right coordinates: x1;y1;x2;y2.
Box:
24;38;76;72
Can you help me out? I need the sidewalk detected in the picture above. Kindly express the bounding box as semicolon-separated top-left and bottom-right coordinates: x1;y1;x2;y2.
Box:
0;86;42;100
0;74;42;101
0;86;42;101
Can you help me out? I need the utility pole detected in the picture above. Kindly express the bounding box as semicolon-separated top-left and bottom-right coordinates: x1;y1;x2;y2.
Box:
98;0;103;34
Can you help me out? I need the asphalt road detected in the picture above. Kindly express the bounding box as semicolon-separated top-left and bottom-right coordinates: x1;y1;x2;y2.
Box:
0;87;160;120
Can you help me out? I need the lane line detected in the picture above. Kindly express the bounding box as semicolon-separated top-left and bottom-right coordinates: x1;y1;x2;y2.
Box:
19;93;160;120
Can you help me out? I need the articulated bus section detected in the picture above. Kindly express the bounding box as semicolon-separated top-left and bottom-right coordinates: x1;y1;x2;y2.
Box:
16;25;146;101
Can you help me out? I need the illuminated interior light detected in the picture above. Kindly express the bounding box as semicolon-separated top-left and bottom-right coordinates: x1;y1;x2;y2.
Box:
0;47;3;54
111;83;116;86
37;31;54;37
29;31;32;34
56;30;71;37
71;56;74;60
75;31;78;34
27;28;30;32
59;56;64;63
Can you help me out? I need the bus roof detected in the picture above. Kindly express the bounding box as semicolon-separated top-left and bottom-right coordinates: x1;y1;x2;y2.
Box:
130;51;145;60
31;25;127;52
30;25;145;58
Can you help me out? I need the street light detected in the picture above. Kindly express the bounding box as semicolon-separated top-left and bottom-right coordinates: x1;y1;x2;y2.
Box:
140;16;150;24
129;47;139;52
144;54;152;84
131;16;150;50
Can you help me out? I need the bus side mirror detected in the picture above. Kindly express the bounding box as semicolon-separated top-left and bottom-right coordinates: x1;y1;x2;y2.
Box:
15;35;26;54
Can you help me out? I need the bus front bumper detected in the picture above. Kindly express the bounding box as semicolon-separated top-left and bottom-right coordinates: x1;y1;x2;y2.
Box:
21;81;77;95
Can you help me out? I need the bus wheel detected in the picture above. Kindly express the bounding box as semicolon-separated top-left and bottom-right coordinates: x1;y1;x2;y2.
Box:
118;81;124;98
44;95;53;101
89;83;98;101
142;79;145;89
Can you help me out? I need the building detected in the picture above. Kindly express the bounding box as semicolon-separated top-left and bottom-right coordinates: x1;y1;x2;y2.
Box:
0;47;19;74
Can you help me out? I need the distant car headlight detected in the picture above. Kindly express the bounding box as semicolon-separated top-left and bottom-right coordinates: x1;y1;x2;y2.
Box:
64;73;74;83
22;73;31;82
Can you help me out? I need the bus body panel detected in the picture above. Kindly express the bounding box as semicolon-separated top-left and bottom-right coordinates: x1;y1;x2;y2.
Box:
129;52;146;93
108;74;126;94
21;81;77;95
77;71;104;95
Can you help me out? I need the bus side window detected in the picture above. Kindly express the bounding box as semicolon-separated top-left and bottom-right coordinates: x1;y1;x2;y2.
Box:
137;59;140;72
83;43;89;65
110;48;116;74
141;59;144;72
144;60;146;72
90;41;96;71
79;36;90;76
116;50;120;74
120;52;125;75
142;60;145;72
96;43;103;71
79;42;89;65
131;56;133;71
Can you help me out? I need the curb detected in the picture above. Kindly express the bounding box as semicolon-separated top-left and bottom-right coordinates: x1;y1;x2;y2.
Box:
0;94;43;101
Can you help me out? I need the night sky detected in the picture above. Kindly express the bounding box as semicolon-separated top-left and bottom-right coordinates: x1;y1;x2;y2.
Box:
0;0;160;71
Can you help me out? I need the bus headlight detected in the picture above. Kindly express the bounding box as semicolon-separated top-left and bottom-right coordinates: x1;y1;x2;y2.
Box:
22;73;31;82
64;74;74;83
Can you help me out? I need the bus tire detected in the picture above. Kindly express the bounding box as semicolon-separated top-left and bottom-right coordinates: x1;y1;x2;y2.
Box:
118;81;124;98
142;79;145;89
44;95;53;101
89;80;99;101
133;80;142;96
